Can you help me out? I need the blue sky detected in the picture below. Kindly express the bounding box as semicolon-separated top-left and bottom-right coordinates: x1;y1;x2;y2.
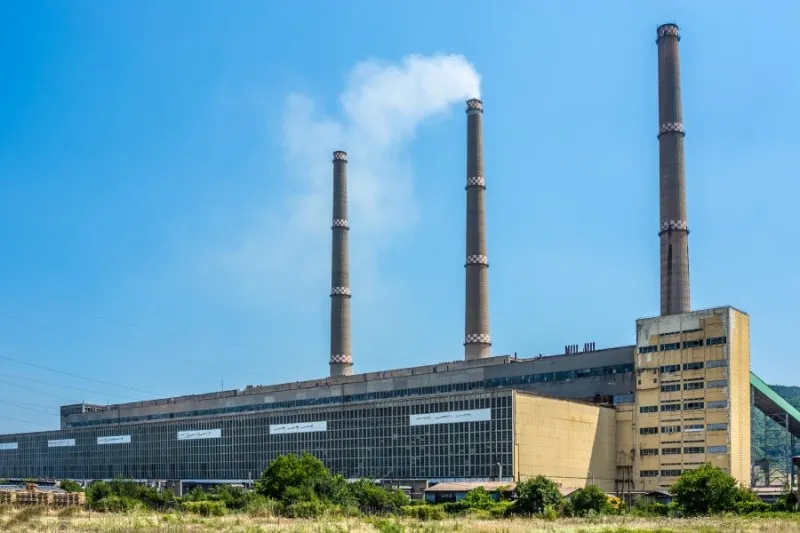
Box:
1;1;798;434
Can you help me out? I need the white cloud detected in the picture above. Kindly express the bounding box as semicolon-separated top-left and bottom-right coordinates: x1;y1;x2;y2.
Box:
223;54;481;303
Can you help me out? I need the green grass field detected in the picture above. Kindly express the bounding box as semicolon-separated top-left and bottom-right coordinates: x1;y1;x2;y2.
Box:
3;508;800;533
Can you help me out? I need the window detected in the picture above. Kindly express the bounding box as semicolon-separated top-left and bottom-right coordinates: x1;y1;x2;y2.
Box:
660;364;681;373
641;470;659;477
639;345;658;354
707;400;728;409
660;342;681;351
661;425;681;434
708;423;728;431
708;446;728;454
661;404;681;412
706;359;728;368
684;401;704;410
613;394;634;405
640;448;659;456
683;362;704;371
662;447;681;455
707;336;727;346
684;382;704;391
684;447;705;454
684;424;705;432
640;406;658;413
707;380;728;389
683;339;703;349
661;384;680;392
661;470;682;477
640;427;658;435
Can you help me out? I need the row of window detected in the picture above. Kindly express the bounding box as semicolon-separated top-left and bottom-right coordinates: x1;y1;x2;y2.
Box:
639;423;728;435
638;336;727;354
640;399;728;413
641;469;683;477
640;446;727;456
68;363;636;428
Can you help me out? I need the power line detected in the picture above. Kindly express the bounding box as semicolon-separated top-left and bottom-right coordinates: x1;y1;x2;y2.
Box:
0;308;273;353
0;371;143;401
0;400;58;416
0;414;53;428
0;355;162;396
2;400;59;410
0;378;79;403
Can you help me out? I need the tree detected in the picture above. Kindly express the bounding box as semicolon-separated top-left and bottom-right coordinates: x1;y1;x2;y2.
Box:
569;485;611;516
513;476;563;515
349;479;409;513
254;453;331;502
460;486;494;510
671;463;739;515
58;479;83;492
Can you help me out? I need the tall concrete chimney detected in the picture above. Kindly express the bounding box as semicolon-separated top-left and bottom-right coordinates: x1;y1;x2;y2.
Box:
656;23;691;316
464;98;491;360
330;150;353;377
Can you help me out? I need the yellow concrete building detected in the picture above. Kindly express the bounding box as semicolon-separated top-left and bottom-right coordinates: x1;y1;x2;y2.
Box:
626;306;751;490
513;392;617;491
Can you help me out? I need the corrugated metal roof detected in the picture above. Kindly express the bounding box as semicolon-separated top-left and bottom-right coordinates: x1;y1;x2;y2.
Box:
424;481;516;493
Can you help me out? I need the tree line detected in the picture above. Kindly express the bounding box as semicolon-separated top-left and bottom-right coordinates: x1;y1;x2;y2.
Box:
34;454;800;518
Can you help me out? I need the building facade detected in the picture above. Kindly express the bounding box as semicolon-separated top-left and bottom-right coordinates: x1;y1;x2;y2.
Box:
628;306;751;490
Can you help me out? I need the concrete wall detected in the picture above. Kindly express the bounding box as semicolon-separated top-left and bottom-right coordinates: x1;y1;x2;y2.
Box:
513;392;617;491
728;309;751;486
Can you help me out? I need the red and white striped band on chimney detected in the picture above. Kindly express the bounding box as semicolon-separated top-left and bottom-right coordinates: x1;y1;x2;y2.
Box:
657;24;680;40
466;98;483;114
466;176;486;188
660;220;689;233
330;354;352;364
465;334;491;345
330;286;351;296
658;122;684;137
466;255;489;266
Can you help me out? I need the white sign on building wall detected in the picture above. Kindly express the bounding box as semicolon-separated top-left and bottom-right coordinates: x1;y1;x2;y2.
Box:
0;442;18;451
177;429;222;441
97;435;132;445
409;408;492;426
269;421;327;435
48;439;76;448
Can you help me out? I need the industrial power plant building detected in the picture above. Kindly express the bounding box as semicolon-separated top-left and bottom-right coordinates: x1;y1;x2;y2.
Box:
1;23;796;495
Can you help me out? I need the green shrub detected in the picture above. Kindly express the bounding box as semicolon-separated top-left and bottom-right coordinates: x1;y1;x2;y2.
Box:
542;504;559;520
182;500;227;516
513;475;563;515
282;500;326;518
671;463;740;515
244;493;280;517
58;479;83;493
400;504;445;520
372;518;405;533
489;500;513;518
91;495;140;512
735;500;771;514
568;485;612;517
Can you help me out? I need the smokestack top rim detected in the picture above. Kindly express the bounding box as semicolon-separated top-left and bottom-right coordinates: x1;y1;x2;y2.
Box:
332;150;348;162
656;23;680;42
465;98;483;112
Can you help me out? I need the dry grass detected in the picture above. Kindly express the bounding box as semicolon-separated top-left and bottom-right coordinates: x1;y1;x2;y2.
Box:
0;508;799;533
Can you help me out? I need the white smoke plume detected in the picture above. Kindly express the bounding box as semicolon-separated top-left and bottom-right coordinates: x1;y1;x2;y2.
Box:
225;54;481;302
